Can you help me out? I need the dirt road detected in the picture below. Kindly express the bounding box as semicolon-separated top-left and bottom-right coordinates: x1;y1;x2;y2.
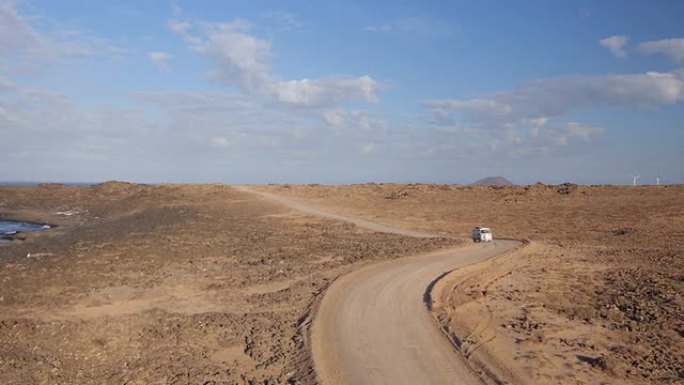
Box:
240;186;520;384
312;242;518;385
236;186;437;238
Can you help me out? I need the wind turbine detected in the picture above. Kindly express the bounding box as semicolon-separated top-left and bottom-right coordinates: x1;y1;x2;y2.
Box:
632;175;640;186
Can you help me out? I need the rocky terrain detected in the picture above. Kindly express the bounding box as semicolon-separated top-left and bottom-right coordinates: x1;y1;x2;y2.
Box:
259;183;684;384
0;183;456;385
2;181;681;384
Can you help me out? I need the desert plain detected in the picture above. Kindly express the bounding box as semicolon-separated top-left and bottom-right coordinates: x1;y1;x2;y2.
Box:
0;181;682;384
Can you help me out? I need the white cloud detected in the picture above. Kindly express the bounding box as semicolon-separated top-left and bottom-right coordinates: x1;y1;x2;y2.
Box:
428;98;512;123
525;117;548;127
168;17;381;107
148;52;170;63
530;126;540;138
0;1;46;57
365;24;392;33
361;143;376;154
545;122;604;146
188;20;271;91
600;35;629;58
264;11;303;32
638;38;684;64
503;122;604;159
365;16;453;38
275;76;379;106
147;51;171;71
168;19;191;35
210;136;230;148
322;110;345;126
0;2;126;72
172;4;183;17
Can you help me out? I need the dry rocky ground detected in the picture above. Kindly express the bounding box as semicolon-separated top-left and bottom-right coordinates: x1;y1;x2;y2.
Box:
0;182;456;385
260;183;684;385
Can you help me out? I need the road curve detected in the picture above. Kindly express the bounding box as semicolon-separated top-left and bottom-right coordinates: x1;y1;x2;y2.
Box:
312;241;518;385
236;186;519;385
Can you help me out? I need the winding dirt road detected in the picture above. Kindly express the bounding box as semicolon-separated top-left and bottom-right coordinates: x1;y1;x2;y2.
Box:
311;242;518;385
238;187;519;385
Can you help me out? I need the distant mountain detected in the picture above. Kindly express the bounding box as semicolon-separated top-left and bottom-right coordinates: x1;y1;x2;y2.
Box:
472;176;514;186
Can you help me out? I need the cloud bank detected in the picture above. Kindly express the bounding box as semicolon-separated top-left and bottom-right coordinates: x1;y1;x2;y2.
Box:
424;68;684;155
1;2;683;184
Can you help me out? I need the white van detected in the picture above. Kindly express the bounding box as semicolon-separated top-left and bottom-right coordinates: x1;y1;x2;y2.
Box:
472;227;493;242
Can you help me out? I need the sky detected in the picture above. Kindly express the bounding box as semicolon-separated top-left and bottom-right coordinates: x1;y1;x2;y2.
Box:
1;0;683;185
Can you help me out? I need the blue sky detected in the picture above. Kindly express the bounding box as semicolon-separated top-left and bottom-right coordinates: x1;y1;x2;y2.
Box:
1;1;683;185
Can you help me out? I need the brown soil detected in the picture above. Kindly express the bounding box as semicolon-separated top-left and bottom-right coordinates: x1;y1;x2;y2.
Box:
0;182;457;385
258;183;684;384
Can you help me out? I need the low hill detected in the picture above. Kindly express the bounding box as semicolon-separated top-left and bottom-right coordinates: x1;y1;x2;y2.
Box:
472;176;514;186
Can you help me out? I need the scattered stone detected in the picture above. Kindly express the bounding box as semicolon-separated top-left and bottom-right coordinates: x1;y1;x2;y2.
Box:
384;190;408;200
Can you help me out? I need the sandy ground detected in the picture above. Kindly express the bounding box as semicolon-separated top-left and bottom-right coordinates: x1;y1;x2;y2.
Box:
0;182;458;385
258;183;684;384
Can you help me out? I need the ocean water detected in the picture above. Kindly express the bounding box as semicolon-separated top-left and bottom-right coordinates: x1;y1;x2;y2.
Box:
0;220;49;242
